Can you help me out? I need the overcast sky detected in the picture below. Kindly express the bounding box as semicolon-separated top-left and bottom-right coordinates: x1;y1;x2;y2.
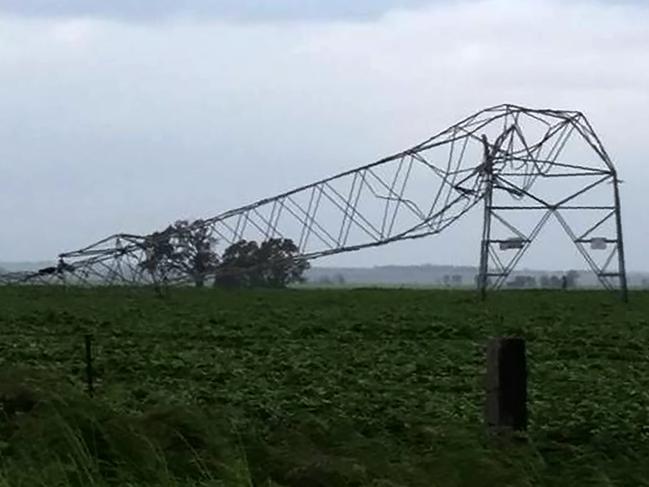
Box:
0;0;434;21
0;0;648;271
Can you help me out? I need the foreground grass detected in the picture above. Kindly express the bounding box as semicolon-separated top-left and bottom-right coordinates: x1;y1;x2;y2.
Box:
0;287;647;485
2;371;646;487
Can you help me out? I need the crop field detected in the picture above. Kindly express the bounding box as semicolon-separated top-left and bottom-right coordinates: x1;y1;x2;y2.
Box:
0;287;648;486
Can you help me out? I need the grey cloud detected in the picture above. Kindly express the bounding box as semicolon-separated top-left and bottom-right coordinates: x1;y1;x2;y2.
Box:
0;0;435;21
0;0;647;271
0;0;640;22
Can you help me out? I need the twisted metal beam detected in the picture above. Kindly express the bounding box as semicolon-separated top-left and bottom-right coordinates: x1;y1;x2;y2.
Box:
2;104;627;295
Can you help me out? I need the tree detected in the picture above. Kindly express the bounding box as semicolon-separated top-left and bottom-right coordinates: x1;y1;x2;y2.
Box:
170;220;219;287
333;273;346;286
139;220;219;287
139;228;176;284
214;240;260;288
565;270;580;289
214;238;310;288
257;238;309;287
507;275;537;289
316;276;333;286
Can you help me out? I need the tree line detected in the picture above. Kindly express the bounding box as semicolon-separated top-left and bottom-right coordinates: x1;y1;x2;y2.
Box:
138;220;309;288
505;270;580;289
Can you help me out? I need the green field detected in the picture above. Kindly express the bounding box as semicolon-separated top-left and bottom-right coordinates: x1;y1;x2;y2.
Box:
0;287;648;486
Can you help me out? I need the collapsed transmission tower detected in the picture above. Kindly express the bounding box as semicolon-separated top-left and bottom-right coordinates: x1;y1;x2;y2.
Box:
4;104;628;299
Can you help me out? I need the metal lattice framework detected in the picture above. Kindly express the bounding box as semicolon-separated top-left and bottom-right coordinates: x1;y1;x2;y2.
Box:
2;104;628;299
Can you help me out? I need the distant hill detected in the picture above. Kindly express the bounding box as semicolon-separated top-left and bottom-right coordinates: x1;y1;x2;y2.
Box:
305;265;649;289
306;264;478;287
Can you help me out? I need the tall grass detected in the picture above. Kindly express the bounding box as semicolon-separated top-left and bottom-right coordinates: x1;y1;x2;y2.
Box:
0;370;646;486
0;368;255;486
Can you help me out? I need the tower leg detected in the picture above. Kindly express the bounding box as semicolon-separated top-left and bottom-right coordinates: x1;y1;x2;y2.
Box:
479;193;493;300
478;135;494;300
613;175;628;302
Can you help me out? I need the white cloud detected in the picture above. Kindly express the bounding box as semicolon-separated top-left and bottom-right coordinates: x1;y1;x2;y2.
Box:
0;0;647;271
49;19;95;46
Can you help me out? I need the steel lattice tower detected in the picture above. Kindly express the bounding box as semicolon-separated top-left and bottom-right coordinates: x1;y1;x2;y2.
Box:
1;104;628;299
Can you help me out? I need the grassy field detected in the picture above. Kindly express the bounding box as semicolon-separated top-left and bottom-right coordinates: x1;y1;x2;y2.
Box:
0;287;648;486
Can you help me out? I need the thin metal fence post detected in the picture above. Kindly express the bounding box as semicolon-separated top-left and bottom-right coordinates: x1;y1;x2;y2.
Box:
84;334;94;397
